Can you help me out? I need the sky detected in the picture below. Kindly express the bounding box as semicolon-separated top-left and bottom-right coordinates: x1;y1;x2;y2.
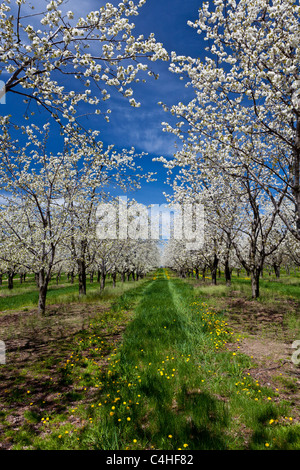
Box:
3;0;206;206
104;0;203;205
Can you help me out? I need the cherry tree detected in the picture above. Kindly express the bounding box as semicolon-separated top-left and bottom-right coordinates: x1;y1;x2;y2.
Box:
0;121;149;313
0;0;168;139
160;0;300;240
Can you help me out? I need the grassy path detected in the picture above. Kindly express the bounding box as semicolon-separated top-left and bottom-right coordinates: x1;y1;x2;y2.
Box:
6;269;300;450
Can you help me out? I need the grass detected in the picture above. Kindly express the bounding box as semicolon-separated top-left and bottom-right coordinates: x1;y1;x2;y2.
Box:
0;269;299;450
0;274;145;312
188;270;300;342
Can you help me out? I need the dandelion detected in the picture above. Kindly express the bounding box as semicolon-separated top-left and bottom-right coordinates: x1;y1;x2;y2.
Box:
168;435;172;438
127;417;131;421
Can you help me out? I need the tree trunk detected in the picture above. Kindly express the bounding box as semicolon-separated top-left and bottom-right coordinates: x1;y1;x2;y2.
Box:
274;264;280;279
195;267;199;280
112;272;117;288
7;271;14;290
78;259;86;296
224;259;231;286
251;268;261;299
211;255;218;285
38;268;49;315
100;273;106;290
121;272;125;282
0;273;2;285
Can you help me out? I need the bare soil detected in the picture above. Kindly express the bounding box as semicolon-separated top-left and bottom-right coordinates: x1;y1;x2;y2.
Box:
0;290;299;449
0;302;130;450
223;293;300;422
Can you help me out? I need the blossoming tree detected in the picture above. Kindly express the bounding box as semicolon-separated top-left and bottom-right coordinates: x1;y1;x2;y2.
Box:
160;0;300;240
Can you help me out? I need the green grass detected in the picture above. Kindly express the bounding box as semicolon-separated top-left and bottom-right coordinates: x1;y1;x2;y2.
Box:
188;271;300;340
0;274;146;312
11;268;298;451
192;273;300;301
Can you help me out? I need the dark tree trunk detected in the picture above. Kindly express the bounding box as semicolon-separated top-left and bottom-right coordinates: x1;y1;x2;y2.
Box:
100;272;106;291
251;267;261;299
7;271;14;290
211;255;218;285
274;264;280;279
38;268;49;315
224;259;232;286
78;259;87;296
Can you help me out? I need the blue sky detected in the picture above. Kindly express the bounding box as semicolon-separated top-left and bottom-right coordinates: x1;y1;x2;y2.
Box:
3;0;206;206
105;0;203;205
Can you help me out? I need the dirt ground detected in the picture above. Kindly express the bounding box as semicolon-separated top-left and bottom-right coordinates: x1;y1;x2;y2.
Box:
0;293;299;449
223;293;300;421
0;302;127;449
